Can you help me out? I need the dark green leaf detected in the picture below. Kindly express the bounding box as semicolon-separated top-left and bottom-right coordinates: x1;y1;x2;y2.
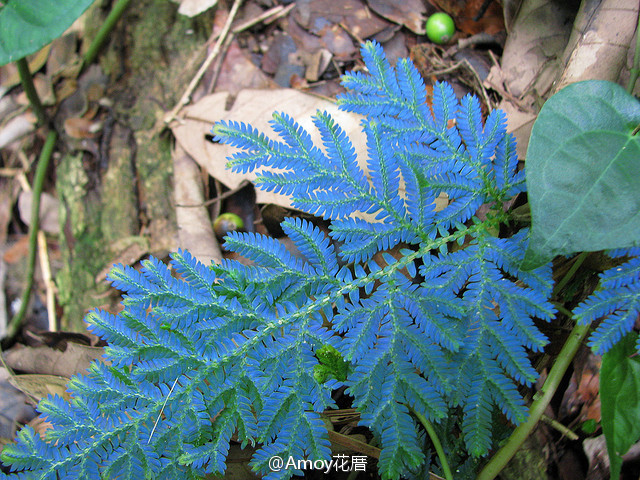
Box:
580;419;598;435
0;0;95;66
523;80;640;269
601;331;640;479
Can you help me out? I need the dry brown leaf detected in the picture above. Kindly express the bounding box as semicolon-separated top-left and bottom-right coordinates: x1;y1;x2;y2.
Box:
4;343;104;378
172;88;367;209
0;114;36;150
365;0;427;35
0;367;37;440
496;99;537;159
500;0;577;99
2;235;30;264
290;0;391;60
174;143;222;265
213;39;277;95
554;0;639;92
18;190;60;235
173;88;449;214
0;45;51;91
8;374;72;403
16;74;55;107
456;0;505;36
25;415;53;440
171;0;218;17
63;117;101;139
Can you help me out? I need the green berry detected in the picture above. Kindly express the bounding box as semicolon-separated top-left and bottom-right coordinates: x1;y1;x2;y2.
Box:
213;212;244;238
426;12;455;44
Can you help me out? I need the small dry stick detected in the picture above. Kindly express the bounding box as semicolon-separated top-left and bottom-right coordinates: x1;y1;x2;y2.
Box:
175;179;250;208
164;0;244;125
206;34;235;94
231;2;295;32
148;376;180;444
37;230;56;331
338;21;364;46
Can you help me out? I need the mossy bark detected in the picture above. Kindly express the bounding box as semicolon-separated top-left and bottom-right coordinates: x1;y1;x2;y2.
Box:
56;0;213;330
56;152;110;330
499;434;549;480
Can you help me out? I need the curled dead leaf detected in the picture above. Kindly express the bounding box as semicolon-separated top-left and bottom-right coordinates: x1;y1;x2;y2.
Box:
63;117;102;139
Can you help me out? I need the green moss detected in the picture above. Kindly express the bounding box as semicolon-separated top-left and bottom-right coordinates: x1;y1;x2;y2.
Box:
57;0;215;328
56;152;110;330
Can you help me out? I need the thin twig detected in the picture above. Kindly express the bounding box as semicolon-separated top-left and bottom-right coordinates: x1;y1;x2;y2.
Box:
205;34;235;94
148;376;180;444
37;230;56;332
541;414;579;441
231;2;295;32
175;179;250;208
164;0;244;125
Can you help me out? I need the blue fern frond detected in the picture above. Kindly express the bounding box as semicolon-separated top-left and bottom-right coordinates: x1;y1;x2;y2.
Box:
574;248;640;355
3;41;559;480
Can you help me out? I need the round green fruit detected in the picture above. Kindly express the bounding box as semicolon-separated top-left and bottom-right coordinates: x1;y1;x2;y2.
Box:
426;12;455;44
213;212;244;238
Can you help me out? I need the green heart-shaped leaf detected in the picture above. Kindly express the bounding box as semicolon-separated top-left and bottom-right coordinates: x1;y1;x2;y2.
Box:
523;80;640;269
0;0;95;66
601;332;640;480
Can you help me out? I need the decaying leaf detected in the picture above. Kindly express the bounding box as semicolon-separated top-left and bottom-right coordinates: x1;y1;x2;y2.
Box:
18;190;59;235
174;143;222;265
0;114;36;150
8;374;72;404
173;87;449;213
4;343;105;378
0;367;36;441
172;88;367;209
499;0;578;99
171;0;218;17
554;0;638;92
365;0;427;34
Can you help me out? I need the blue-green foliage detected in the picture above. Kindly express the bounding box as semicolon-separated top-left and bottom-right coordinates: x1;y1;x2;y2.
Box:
575;247;640;355
5;40;634;479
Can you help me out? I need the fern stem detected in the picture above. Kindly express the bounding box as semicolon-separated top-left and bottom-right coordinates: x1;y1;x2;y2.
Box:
411;408;453;480
552;302;574;319
82;0;132;69
4;130;58;341
476;321;591;480
552;251;589;297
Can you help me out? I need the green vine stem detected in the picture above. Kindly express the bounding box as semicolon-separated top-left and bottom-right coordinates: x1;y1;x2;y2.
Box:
626;10;640;94
411;407;454;480
476;321;591;480
4;130;58;341
16;57;47;126
553;252;589;297
477;12;640;476
82;0;132;68
478;249;592;478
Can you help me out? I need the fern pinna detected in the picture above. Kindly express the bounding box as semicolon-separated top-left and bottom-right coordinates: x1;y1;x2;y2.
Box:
9;40;631;480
